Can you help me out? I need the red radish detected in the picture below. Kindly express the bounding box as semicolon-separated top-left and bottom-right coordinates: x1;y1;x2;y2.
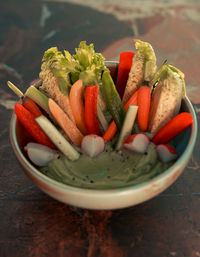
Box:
85;85;102;135
23;98;42;118
152;112;193;145
156;144;178;163
116;51;134;99
14;103;55;149
69;79;88;135
123;133;150;154
103;90;138;142
81;134;105;158
137;86;151;132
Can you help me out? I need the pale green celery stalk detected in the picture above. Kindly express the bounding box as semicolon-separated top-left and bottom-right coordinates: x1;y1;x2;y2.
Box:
168;64;186;97
149;60;167;89
116;105;138;150
154;64;185;90
35;115;80;161
25;86;50;115
97;102;109;132
134;39;157;82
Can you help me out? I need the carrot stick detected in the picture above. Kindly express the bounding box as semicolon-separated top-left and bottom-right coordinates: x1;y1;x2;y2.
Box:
137;86;151;132
23;98;42;118
103;121;117;141
85;85;102;135
48;98;84;147
152;112;193;145
124;90;138;110
69;80;87;135
14;103;55;149
116;52;134;99
103;90;138;141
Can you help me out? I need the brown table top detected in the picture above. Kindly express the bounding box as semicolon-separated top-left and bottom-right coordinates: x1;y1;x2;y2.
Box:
0;1;200;256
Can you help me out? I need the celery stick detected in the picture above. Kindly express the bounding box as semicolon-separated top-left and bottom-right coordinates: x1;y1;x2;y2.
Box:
25;86;50;115
97;102;109;132
116;105;138;150
36;115;80;161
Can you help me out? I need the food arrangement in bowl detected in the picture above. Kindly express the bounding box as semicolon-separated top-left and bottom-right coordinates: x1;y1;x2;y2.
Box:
9;39;197;210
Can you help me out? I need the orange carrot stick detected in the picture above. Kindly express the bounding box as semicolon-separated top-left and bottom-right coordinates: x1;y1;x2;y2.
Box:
69;80;87;135
48;98;83;147
124;90;138;111
152;112;193;145
137;86;151;132
103;121;118;142
103;90;138;141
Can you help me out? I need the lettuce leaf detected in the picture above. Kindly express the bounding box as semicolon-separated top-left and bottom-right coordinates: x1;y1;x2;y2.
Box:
40;42;108;95
64;41;108;86
40;47;71;95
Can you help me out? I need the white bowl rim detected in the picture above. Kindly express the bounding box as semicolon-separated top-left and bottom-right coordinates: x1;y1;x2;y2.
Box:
10;95;198;197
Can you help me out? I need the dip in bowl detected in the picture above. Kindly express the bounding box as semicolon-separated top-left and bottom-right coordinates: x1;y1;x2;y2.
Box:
9;61;197;210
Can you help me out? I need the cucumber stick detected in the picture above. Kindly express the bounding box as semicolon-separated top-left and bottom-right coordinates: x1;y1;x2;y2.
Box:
25;86;50;115
116;105;138;150
35;115;80;161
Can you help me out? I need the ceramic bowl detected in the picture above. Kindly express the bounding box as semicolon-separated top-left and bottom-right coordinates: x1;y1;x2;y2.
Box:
9;62;198;210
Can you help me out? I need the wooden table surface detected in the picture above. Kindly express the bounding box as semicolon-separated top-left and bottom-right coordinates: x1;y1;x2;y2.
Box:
0;1;200;256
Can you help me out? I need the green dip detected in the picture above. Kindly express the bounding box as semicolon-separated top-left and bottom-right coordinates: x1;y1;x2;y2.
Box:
40;143;172;189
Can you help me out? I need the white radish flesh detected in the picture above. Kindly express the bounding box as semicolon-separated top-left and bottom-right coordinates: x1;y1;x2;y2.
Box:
124;133;150;154
156;144;178;163
116;105;138;150
25;142;60;167
81;135;105;158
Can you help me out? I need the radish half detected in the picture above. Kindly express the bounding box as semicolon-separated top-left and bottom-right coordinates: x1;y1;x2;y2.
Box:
123;133;150;154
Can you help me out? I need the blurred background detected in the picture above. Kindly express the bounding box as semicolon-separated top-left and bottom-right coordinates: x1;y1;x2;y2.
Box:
1;0;200;101
1;1;200;257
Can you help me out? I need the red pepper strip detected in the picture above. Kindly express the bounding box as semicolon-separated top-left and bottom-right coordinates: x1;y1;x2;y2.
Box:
103;90;138;141
152;112;193;145
85;86;101;135
14;103;55;149
23;98;42;118
116;52;134;99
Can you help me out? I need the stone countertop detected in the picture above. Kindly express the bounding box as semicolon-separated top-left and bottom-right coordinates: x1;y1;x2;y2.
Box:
0;1;200;256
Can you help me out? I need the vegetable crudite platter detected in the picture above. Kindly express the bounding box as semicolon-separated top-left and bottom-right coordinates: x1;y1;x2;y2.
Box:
9;40;197;210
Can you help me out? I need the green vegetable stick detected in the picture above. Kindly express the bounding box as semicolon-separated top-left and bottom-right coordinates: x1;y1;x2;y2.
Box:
116;105;138;150
102;71;126;130
97;102;109;132
25;86;50;115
